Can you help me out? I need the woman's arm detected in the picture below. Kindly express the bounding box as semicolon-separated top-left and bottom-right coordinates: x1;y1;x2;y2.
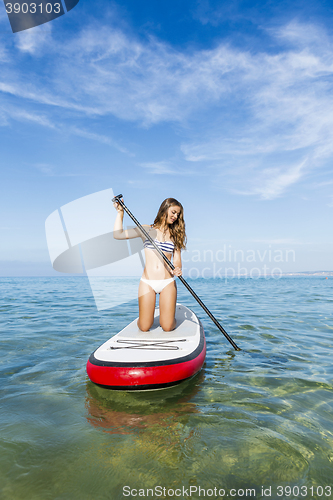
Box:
113;200;148;240
172;249;182;276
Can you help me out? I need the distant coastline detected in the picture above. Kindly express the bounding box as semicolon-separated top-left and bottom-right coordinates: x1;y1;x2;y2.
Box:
279;271;333;277
220;270;333;277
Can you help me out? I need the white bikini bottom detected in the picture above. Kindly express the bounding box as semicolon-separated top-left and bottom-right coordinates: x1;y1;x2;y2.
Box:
140;277;175;294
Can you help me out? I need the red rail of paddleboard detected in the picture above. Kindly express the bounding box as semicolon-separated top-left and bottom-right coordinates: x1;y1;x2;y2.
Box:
86;337;206;389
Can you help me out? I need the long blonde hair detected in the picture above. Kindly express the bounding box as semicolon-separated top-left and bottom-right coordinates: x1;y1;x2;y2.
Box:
153;198;187;250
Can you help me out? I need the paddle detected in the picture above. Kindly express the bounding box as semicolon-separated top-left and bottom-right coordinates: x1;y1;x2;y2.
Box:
112;195;241;351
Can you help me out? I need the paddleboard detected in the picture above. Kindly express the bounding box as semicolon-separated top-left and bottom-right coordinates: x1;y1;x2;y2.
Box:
86;303;206;390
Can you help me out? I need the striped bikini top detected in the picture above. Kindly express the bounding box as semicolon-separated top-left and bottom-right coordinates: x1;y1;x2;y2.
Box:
143;230;175;254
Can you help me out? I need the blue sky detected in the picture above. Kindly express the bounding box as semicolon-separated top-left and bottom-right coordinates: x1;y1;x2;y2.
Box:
0;0;332;276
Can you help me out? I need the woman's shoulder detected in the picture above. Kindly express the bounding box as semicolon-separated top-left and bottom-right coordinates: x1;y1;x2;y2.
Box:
141;224;153;233
141;224;155;239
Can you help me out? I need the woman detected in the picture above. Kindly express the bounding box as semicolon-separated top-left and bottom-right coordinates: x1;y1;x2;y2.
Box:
113;198;186;332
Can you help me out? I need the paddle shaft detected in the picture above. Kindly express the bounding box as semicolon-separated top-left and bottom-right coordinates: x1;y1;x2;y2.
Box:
112;195;241;351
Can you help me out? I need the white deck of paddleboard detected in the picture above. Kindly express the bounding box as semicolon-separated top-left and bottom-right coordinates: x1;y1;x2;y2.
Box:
93;304;202;364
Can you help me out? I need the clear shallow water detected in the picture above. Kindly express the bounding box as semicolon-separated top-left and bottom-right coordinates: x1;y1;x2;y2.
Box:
0;277;332;500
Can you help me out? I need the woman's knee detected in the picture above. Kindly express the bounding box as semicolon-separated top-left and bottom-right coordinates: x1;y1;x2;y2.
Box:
160;318;176;332
137;319;153;332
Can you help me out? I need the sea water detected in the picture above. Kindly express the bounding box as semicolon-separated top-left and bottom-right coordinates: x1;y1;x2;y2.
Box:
0;277;332;500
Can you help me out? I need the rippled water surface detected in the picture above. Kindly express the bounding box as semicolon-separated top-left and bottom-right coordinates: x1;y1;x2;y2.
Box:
1;277;332;500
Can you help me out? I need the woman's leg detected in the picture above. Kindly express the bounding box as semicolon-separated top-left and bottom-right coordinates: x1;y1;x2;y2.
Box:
137;280;156;331
159;281;177;331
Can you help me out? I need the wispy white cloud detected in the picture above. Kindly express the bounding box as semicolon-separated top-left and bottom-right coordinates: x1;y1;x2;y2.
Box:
8;107;56;128
248;238;303;245
15;24;53;55
313;179;333;188
0;5;9;25
270;22;330;51
0;80;99;113
251;161;307;200
34;163;55;175
69;126;130;154
228;160;307;200
140;161;180;175
0;40;9;63
0;103;127;152
31;162;90;177
139;160;198;175
192;1;243;27
181;22;333;198
0;25;248;123
1;19;333;200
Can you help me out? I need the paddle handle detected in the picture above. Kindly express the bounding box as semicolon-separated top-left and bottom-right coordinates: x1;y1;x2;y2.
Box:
112;194;241;351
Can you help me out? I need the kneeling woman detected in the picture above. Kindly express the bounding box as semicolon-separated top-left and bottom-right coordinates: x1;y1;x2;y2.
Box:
113;198;186;332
